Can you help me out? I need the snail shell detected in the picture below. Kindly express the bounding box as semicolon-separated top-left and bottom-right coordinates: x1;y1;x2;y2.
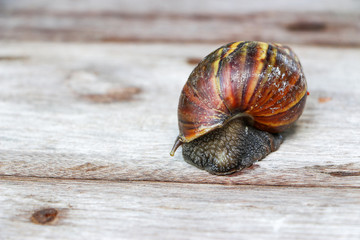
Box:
170;41;307;175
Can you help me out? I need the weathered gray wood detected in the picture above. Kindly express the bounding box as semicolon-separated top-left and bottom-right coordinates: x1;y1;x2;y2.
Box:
1;1;359;239
1;176;360;240
0;42;359;187
0;0;359;46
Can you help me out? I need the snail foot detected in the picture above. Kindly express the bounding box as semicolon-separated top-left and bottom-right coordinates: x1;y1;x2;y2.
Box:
182;118;283;175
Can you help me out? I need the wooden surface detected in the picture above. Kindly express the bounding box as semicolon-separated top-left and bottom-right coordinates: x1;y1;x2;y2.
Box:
0;42;359;186
0;0;360;46
0;41;360;240
2;177;360;240
1;0;360;239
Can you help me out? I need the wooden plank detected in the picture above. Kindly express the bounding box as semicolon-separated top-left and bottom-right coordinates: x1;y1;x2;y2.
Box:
2;0;358;13
0;42;359;187
1;176;360;240
0;0;359;46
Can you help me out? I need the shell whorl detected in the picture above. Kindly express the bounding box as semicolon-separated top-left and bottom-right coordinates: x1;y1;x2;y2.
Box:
177;41;307;144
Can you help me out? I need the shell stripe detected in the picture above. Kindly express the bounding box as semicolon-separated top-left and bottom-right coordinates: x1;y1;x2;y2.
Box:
217;41;249;112
252;74;306;117
242;42;268;109
222;41;243;59
251;46;279;109
249;47;291;114
219;41;250;112
235;42;250;111
212;48;223;98
246;44;276;110
253;94;306;128
213;42;244;111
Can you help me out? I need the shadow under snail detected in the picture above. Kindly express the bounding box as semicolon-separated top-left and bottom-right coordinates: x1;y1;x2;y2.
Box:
170;41;308;175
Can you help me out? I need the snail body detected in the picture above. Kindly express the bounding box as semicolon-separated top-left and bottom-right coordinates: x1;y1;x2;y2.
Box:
170;41;307;175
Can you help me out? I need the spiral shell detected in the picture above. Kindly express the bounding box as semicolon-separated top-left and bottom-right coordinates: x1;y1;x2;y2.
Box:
175;41;307;146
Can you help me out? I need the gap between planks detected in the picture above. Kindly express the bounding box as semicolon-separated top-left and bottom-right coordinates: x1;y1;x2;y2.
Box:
1;175;360;190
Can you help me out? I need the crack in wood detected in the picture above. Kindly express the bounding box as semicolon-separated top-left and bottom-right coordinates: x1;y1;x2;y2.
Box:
1;175;360;189
328;171;360;177
286;22;327;32
80;87;142;103
0;56;29;61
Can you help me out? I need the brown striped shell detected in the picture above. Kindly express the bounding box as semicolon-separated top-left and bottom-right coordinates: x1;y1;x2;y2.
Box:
171;41;307;155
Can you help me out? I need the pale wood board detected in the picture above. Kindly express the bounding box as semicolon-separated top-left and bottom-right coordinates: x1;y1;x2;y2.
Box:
0;42;360;186
1;176;360;240
1;0;360;238
0;42;360;239
0;0;359;46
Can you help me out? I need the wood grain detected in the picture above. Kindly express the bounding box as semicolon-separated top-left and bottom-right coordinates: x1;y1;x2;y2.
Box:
1;176;360;240
0;0;359;46
0;42;359;187
1;1;360;239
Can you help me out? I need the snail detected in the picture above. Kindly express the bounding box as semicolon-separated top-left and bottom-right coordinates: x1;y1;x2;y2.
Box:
170;41;308;175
